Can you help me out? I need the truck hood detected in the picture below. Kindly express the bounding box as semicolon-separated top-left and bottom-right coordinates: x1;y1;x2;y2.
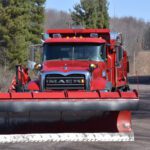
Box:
42;60;102;72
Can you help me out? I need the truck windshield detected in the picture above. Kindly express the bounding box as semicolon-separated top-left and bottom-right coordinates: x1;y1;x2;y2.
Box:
43;43;105;61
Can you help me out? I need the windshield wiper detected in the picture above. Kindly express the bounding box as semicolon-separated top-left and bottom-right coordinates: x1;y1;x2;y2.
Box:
75;58;94;61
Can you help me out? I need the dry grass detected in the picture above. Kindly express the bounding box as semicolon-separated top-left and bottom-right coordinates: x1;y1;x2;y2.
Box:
135;51;150;76
0;66;14;92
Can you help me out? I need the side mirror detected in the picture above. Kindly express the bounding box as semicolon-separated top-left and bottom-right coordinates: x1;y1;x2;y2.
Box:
41;33;49;43
116;46;123;66
28;60;36;70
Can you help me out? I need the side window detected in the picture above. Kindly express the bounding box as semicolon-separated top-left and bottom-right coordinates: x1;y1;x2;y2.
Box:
100;44;106;61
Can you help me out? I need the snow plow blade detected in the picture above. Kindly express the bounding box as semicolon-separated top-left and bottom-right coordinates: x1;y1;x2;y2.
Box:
0;90;139;143
0;90;139;112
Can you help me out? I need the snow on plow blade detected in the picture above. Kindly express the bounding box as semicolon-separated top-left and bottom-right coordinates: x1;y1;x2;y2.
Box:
0;132;134;143
0;90;139;112
0;90;138;143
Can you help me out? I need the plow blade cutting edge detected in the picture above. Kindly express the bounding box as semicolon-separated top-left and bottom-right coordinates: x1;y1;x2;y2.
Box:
0;90;139;143
0;133;134;143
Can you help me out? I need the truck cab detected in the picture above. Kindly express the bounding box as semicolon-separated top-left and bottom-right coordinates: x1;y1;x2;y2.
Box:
27;29;128;92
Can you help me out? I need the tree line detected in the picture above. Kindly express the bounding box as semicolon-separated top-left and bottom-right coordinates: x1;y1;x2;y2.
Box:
0;0;150;68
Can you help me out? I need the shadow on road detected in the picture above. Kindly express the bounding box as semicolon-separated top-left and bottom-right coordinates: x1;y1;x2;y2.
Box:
133;91;150;120
128;76;150;84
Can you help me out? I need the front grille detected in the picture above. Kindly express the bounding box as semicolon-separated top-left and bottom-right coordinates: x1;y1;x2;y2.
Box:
45;74;85;90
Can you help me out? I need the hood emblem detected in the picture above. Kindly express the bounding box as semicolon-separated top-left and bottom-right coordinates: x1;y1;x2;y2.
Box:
64;64;68;70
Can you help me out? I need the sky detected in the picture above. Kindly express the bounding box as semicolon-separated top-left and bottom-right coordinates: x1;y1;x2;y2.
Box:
45;0;150;22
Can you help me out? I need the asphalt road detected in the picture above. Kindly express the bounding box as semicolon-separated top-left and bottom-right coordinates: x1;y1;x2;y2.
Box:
0;89;149;150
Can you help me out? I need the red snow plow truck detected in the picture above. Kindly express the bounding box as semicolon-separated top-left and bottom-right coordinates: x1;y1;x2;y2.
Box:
0;29;139;143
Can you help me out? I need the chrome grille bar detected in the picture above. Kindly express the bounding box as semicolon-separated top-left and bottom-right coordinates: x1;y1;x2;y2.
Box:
40;71;91;91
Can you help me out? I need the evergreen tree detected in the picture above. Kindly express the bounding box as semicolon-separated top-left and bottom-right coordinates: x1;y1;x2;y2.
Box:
29;0;45;44
71;0;109;28
0;0;45;67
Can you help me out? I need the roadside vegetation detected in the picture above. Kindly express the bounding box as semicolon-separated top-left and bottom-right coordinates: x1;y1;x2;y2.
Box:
0;66;14;92
0;0;46;67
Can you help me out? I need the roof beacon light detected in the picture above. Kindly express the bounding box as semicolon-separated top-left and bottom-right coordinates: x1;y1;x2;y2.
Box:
53;34;62;38
90;33;99;38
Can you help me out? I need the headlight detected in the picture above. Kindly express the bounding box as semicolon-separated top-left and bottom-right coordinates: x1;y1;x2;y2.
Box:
34;63;42;70
89;63;98;72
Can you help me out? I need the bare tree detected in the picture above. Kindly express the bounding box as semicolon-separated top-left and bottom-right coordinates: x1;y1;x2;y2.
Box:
110;17;147;57
44;9;72;30
143;24;150;50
